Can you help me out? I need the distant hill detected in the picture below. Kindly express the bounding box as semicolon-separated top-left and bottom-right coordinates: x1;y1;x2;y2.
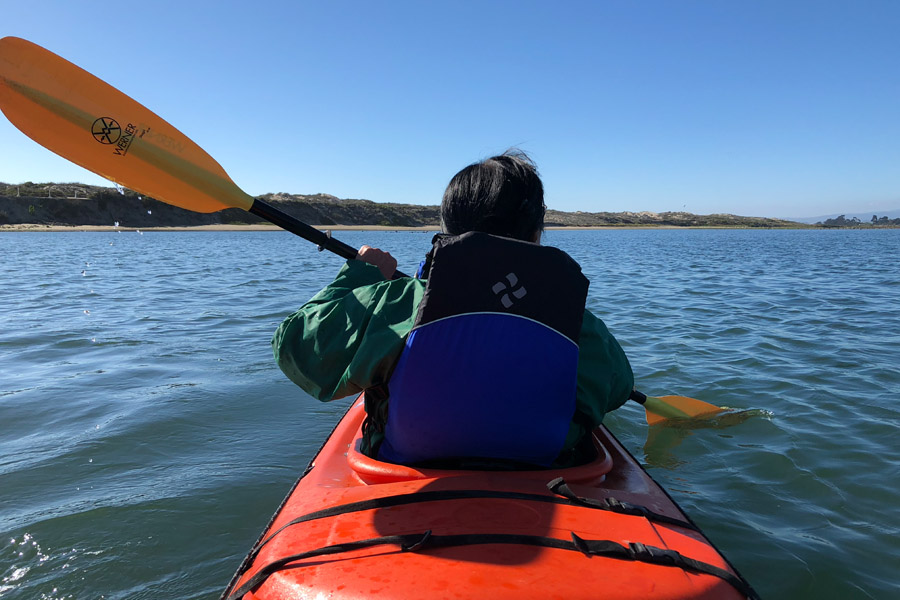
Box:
0;182;815;229
542;209;800;228
0;183;442;228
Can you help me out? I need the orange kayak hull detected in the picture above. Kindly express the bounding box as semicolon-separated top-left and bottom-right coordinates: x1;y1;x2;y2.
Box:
224;398;753;600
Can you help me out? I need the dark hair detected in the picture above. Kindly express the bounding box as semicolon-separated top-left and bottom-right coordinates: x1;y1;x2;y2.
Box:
441;150;546;241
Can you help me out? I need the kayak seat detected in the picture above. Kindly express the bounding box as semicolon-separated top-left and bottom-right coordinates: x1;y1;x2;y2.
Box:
348;420;613;485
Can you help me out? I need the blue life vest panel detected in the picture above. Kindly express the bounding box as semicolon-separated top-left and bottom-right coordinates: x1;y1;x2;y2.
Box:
377;232;589;467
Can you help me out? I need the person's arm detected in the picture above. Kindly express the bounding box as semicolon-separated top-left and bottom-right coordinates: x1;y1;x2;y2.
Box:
575;309;635;426
272;259;424;401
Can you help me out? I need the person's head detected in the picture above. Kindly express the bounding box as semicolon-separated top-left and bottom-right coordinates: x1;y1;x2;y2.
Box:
441;150;545;243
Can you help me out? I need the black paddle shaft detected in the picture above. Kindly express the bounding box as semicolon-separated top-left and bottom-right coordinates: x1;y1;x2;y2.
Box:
248;199;408;278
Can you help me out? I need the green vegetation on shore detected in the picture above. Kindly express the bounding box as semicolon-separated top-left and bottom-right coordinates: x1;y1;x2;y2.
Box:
820;214;900;227
0;182;882;229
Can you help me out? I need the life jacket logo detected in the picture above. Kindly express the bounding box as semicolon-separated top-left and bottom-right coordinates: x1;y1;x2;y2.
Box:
92;117;121;144
492;272;527;309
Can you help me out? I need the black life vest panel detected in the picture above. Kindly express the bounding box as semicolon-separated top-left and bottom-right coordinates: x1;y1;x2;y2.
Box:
377;232;589;467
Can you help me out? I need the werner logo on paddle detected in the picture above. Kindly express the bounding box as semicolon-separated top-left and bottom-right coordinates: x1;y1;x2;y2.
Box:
492;272;527;309
92;117;136;156
91;117;121;144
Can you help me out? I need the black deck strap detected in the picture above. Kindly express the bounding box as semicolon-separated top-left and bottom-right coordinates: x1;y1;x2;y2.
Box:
573;533;759;599
227;531;760;600
245;489;564;563
226;533;422;600
547;477;699;531
401;529;432;552
245;484;701;565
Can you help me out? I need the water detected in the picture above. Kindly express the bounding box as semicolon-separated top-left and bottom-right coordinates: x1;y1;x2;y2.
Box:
1;229;897;599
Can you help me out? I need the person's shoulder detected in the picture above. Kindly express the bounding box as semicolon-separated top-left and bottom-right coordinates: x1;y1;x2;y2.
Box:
580;308;621;341
581;308;606;328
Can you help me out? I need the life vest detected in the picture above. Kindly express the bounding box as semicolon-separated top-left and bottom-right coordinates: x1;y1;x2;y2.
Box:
377;232;589;467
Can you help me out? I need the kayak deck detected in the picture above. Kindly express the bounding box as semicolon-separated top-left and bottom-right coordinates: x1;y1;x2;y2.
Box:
225;398;754;600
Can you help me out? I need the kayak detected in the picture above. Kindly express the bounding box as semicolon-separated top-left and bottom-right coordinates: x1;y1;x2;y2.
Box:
223;397;757;600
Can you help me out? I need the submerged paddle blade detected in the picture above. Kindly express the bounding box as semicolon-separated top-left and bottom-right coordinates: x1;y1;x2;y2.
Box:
643;395;724;426
0;36;253;213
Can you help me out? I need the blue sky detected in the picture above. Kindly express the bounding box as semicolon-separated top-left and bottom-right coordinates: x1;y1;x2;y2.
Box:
1;1;898;219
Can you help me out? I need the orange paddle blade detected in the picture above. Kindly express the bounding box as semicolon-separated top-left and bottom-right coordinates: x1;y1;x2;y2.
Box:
0;36;253;213
643;394;724;426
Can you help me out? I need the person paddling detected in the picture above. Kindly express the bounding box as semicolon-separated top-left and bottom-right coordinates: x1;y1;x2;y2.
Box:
273;151;633;468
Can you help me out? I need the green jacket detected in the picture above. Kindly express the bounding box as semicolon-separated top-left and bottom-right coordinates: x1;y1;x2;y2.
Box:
273;260;634;463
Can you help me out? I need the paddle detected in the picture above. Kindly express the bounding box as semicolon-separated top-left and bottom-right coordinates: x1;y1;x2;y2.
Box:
0;36;722;424
0;36;408;275
629;390;723;425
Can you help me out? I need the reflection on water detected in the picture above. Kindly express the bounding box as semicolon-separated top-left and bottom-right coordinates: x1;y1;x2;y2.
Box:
642;409;774;469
